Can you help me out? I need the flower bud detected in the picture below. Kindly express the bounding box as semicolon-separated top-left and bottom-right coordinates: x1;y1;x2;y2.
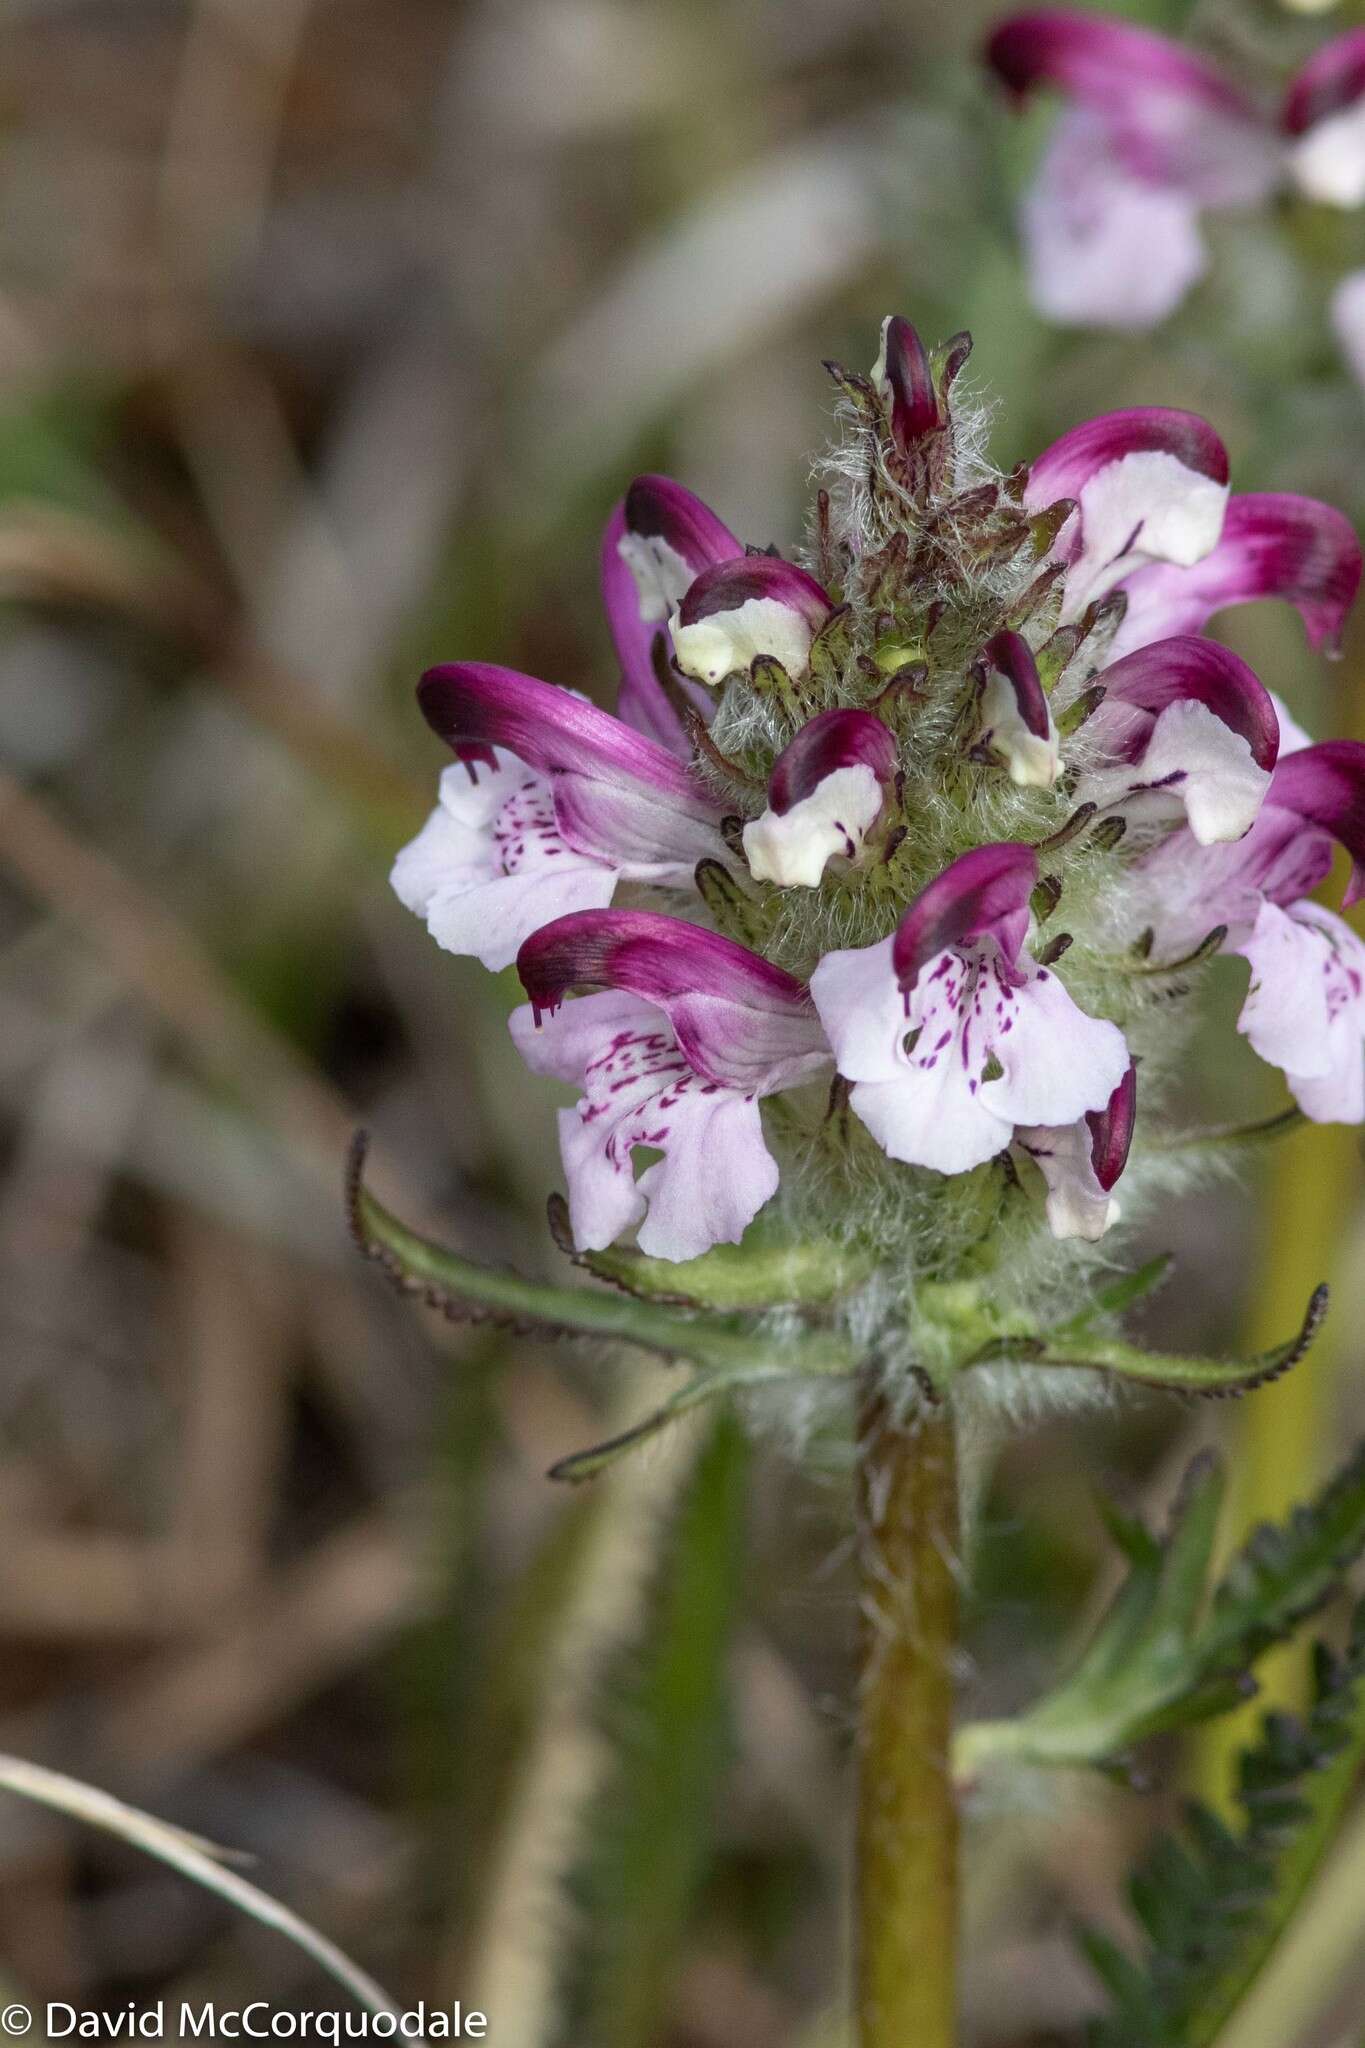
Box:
670;558;833;686
743;710;898;888
975;631;1059;787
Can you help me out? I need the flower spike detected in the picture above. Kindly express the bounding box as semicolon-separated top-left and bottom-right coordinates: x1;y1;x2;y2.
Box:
670;557;834;687
743;708;898;888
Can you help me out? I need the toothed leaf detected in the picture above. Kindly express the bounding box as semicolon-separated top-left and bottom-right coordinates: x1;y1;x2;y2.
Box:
1082;1604;1365;2048
957;1434;1365;1778
348;1133;852;1380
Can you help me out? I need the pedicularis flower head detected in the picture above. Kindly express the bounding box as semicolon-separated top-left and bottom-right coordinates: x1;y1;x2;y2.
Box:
393;315;1364;1353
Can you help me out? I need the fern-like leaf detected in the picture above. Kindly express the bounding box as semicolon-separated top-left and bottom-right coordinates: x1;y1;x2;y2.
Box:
1083;1603;1365;2047
957;1441;1365;1777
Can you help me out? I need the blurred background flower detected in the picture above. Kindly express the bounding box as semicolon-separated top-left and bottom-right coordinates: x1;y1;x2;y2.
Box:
0;1;1363;2043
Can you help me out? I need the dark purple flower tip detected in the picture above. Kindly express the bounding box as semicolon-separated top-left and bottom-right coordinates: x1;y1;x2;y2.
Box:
982;630;1051;740
1269;740;1365;906
516;909;826;1093
985;8;1256;119
1086;1063;1137;1193
766;708;898;815
892;842;1039;992
517;908;811;1020
675;556;833;633
417;661;709;803
1099;637;1280;770
874;316;942;453
620;474;741;563
1284;27;1365;136
1025;407;1230;511
601;479;741;756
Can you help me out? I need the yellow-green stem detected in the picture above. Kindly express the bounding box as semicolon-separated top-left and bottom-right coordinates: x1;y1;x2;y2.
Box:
855;1378;960;2048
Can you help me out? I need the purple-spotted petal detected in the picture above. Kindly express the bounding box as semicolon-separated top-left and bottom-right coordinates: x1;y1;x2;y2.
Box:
516;908;829;1093
417;662;723;874
1267;740;1365;907
508;988;782;1261
986;9;1276;203
670;557;834;686
1110;493;1363;659
1285;31;1365;206
1026;408;1230;623
391;758;617;971
892;843;1038;990
1020;110;1208;333
744;709;898;889
810;926;1130;1177
976;631;1059;786
602;477;740;754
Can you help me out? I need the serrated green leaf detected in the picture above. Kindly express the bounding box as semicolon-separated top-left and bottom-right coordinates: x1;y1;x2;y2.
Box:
1082;1604;1365;2048
1199;1440;1365;1678
957;1434;1365;1779
974;1282;1328;1395
348;1133;853;1382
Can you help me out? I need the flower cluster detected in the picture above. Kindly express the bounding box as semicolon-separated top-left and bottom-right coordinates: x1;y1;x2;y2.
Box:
986;8;1365;362
394;316;1365;1281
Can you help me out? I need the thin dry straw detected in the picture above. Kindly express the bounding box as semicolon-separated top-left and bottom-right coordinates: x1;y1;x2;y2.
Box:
0;1754;411;2030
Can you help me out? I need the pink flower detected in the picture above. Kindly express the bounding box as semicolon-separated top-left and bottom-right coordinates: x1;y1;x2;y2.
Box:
392;313;1365;1264
511;911;830;1261
810;844;1131;1185
987;11;1365;338
391;662;727;971
1020;408;1358;842
1138;736;1365;1120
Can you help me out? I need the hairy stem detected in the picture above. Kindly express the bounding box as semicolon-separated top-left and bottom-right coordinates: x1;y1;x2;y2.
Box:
855;1376;960;2048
